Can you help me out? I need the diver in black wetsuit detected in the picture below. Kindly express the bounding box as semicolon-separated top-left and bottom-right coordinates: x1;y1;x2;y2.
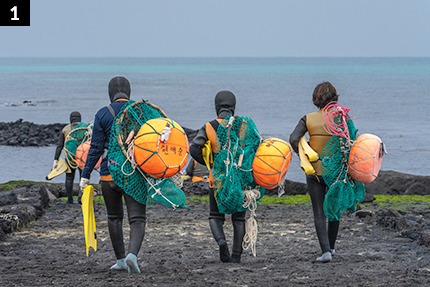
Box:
289;82;341;263
53;111;82;204
80;77;146;273
190;91;246;263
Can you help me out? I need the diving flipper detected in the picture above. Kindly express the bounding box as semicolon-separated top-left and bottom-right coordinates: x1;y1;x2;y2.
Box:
298;137;316;175
299;136;319;162
202;140;213;171
81;185;97;257
46;158;71;180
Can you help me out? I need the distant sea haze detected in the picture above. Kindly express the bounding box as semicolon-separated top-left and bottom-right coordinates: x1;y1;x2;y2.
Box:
0;57;429;183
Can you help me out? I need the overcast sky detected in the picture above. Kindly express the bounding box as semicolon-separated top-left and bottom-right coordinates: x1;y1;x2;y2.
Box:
1;0;429;57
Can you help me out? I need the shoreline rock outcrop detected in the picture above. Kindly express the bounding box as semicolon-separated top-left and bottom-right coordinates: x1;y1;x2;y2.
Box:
0;183;60;240
0;120;64;146
0;120;199;147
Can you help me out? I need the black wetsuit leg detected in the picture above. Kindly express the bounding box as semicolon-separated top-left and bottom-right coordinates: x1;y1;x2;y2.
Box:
208;188;230;262
208;188;225;227
306;174;331;254
231;211;246;262
101;181;125;260
123;192;146;256
65;168;76;203
328;220;340;250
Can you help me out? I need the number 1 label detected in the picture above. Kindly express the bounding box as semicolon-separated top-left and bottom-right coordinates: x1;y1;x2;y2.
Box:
11;6;19;20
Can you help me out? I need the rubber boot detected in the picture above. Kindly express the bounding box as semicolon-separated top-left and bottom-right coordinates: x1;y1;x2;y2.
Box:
65;177;74;204
110;258;127;270
209;218;230;262
126;253;141;274
231;217;246;263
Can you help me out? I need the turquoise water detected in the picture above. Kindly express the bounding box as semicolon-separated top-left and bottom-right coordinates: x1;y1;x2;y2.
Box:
0;57;429;184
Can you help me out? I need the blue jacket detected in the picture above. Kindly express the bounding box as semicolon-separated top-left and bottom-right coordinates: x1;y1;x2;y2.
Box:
82;100;128;179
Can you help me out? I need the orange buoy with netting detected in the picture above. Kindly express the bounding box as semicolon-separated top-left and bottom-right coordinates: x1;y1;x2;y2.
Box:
75;141;102;170
134;118;189;178
348;133;384;183
252;138;292;189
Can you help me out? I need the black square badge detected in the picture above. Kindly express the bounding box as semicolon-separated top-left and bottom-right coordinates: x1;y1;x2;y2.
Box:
0;0;30;26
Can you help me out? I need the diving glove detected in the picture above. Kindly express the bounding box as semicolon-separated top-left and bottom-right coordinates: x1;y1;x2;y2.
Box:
80;178;90;191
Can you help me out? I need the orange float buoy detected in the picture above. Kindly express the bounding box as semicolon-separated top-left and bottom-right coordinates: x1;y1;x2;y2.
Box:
252;138;292;189
75;141;102;170
348;133;384;183
134;118;189;178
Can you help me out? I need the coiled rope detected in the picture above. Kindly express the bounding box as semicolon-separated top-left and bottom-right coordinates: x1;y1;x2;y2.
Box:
242;188;261;257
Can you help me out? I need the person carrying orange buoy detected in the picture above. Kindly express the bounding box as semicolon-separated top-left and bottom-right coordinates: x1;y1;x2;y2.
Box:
52;111;83;204
190;90;246;263
80;77;147;274
289;82;364;263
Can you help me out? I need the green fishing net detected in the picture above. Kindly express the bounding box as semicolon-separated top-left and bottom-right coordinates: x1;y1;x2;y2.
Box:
212;115;265;214
321;115;365;221
64;122;91;168
108;100;187;209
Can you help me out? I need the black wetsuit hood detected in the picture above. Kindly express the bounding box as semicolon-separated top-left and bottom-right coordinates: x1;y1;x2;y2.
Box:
69;111;81;124
109;76;131;103
215;91;236;118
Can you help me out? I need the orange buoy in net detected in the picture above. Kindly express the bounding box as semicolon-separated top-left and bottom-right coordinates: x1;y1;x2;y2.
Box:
252;138;292;189
134;118;189;178
75;141;102;170
348;133;384;183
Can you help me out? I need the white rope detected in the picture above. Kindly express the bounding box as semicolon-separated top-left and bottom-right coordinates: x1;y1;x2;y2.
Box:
159;124;172;143
242;188;261;257
121;139;138;176
120;135;180;209
83;123;93;142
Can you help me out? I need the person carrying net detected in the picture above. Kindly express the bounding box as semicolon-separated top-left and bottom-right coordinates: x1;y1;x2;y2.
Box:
80;76;146;273
190;91;247;263
53;111;82;204
289;82;364;263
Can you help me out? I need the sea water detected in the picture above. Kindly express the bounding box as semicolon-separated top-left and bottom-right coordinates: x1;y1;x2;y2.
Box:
0;57;429;184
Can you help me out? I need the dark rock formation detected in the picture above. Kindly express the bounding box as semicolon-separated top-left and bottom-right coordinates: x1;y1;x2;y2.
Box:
0;119;64;147
0;120;199;147
365;170;430;196
0;184;58;240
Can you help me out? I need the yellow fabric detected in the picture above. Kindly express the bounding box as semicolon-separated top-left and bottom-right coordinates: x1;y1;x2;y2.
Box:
81;185;97;257
46;158;71;180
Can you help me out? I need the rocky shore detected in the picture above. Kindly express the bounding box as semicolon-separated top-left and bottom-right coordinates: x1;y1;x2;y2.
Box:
2;181;430;286
2;120;430;285
0;120;64;146
0;120;199;147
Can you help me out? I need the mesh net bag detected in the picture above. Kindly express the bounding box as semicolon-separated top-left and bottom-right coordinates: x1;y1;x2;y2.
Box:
108;100;188;209
321;114;365;221
64;122;92;169
212;115;265;214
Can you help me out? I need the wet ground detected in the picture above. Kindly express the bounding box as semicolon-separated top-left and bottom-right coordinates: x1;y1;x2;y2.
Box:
1;196;430;287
